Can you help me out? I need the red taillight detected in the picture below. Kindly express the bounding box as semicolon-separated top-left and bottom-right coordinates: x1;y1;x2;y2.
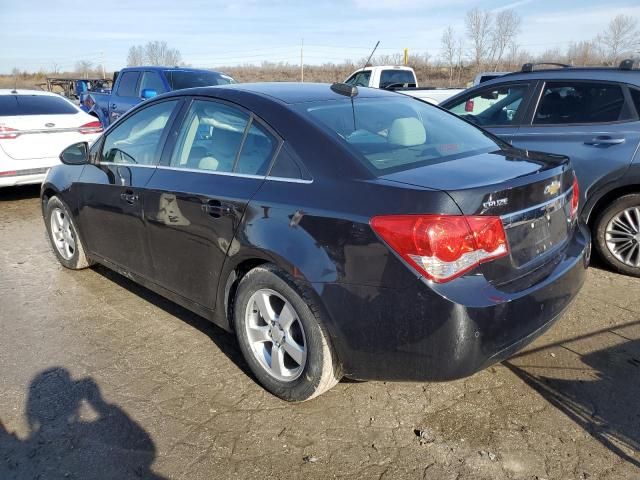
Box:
371;214;509;283
0;125;19;140
465;99;474;112
570;175;579;219
78;120;103;135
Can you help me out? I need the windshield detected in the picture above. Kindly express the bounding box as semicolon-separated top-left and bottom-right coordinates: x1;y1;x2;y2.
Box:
164;70;236;89
0;95;78;116
301;97;499;175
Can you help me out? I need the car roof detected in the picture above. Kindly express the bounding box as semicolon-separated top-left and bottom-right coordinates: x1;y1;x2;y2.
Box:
0;89;63;97
171;82;400;104
478;67;640;87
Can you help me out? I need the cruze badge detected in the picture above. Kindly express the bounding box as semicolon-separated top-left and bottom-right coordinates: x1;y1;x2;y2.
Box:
482;198;508;209
544;180;561;196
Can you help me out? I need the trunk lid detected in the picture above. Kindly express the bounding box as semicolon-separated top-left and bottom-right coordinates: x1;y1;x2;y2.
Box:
381;148;576;283
0;112;92;160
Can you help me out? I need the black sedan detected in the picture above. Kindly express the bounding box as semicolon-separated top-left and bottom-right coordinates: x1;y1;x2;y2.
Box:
41;83;590;401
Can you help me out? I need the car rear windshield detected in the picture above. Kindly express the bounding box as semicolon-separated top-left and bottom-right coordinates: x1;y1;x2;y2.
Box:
0;95;78;116
380;70;416;88
301;96;500;175
164;70;236;90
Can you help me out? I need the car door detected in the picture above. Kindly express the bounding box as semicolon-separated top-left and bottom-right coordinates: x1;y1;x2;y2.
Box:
143;98;280;309
510;80;640;206
444;81;534;144
110;70;141;124
76;99;182;277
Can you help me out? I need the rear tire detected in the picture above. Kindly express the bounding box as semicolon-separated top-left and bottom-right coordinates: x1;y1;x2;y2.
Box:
44;196;92;270
594;193;640;277
233;264;341;402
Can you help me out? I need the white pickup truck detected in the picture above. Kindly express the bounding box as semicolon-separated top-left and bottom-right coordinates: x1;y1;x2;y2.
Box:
344;66;465;105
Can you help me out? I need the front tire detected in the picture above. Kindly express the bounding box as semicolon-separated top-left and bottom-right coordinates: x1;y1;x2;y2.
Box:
594;193;640;277
233;265;341;402
44;196;92;270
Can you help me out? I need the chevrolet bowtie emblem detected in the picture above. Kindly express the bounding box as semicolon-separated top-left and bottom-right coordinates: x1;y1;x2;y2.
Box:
544;180;561;196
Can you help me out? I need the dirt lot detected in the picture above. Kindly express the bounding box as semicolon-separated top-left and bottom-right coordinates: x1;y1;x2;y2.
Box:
0;185;639;480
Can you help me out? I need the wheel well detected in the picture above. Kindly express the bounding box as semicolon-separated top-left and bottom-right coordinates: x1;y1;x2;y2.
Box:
224;258;270;330
587;184;640;228
89;111;99;119
41;188;56;211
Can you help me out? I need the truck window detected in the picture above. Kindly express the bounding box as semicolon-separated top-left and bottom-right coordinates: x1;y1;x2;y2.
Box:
164;70;235;89
139;71;167;96
116;71;140;97
345;71;371;87
380;70;416;88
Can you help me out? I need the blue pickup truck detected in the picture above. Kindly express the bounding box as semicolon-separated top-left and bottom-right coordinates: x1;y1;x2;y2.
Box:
82;66;236;127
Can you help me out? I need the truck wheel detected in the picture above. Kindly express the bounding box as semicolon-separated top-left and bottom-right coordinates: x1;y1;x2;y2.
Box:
594;194;640;277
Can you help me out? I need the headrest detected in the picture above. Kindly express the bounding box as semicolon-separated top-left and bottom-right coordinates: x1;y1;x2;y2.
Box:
198;156;219;171
387;117;426;147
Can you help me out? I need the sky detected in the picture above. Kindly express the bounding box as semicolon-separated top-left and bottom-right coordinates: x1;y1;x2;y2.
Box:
0;0;639;74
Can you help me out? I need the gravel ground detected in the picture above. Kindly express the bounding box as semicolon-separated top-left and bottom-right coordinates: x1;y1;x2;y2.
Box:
0;185;639;480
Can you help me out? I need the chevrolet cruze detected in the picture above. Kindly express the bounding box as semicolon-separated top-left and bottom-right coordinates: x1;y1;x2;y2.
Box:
41;83;590;401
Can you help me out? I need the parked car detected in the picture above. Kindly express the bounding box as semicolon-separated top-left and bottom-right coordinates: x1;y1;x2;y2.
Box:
440;61;640;276
41;83;590;401
82;66;236;127
0;89;102;187
344;66;464;104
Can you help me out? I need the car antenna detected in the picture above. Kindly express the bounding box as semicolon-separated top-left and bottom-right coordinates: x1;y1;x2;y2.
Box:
361;40;380;73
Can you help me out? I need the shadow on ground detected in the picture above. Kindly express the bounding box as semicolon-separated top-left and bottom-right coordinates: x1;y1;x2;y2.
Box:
505;321;640;468
0;184;41;201
0;367;166;479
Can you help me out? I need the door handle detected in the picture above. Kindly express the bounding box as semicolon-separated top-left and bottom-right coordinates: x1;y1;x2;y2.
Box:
201;200;232;218
584;136;625;146
120;190;138;204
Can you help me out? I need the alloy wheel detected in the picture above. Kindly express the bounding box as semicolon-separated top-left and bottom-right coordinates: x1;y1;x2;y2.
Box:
50;207;76;261
605;207;640;268
244;288;307;382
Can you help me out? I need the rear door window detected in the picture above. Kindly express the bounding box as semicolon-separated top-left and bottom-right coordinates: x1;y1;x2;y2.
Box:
170;100;278;176
116;71;140;97
533;82;630;125
0;95;78;116
447;83;530;127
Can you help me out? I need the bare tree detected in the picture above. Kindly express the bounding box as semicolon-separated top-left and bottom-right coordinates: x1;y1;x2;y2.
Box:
75;60;94;78
566;40;602;66
127;45;145;67
50;62;60;75
490;10;521;71
144;41;182;66
441;26;457;86
597;14;639;65
465;8;493;72
126;41;182;67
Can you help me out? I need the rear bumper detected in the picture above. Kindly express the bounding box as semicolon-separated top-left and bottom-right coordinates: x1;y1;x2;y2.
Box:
315;223;591;381
0;169;49;187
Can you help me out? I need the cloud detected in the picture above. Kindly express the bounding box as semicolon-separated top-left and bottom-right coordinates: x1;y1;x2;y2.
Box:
491;0;535;13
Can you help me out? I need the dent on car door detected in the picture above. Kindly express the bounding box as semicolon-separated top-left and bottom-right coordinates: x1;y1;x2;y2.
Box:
143;98;280;309
510;81;640;207
76;99;181;276
445;82;533;143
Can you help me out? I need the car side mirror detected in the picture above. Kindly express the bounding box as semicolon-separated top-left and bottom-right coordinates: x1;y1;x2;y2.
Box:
481;91;499;100
60;142;89;165
141;88;157;100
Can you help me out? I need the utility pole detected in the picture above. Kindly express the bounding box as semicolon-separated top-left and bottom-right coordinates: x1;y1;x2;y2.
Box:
100;51;105;79
300;38;304;83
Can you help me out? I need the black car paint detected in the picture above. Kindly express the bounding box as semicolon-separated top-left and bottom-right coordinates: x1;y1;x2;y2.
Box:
42;83;590;381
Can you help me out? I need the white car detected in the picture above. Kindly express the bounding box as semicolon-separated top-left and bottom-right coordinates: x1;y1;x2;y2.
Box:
0;89;102;187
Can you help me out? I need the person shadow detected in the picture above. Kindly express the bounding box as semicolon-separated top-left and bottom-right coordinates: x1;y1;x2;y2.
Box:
505;329;640;468
0;367;166;479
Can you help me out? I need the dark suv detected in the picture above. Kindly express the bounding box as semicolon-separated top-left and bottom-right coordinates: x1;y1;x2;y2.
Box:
441;61;640;276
